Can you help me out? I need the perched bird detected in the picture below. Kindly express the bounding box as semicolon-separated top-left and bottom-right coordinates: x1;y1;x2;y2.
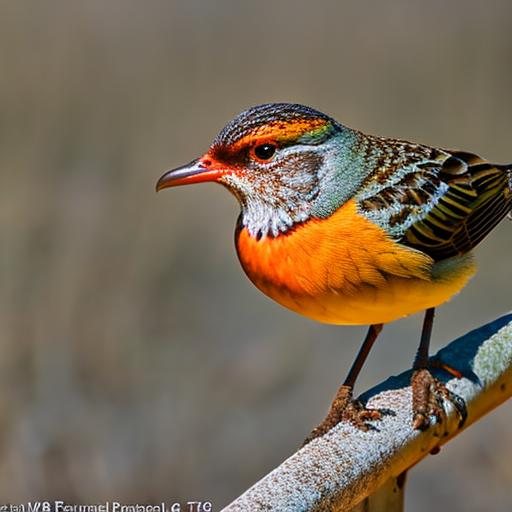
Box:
157;103;511;442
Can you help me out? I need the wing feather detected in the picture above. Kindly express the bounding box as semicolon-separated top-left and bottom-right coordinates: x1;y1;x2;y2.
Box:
358;146;511;261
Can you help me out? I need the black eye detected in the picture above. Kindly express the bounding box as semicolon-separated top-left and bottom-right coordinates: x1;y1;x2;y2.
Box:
253;143;277;161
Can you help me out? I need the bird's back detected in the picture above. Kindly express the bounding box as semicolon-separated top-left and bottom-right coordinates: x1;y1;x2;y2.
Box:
355;139;512;261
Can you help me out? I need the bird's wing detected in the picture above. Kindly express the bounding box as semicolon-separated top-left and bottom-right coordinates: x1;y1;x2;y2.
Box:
357;146;512;261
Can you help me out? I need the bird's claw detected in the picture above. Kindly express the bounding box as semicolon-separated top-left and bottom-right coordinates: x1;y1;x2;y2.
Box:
302;385;390;446
412;367;467;431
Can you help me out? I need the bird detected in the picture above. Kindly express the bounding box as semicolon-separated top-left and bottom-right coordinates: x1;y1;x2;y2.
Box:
156;103;512;443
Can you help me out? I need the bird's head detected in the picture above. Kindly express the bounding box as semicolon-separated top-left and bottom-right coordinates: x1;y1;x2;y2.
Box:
157;103;361;239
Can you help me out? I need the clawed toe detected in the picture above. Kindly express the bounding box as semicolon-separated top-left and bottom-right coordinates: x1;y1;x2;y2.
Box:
412;368;467;431
342;398;383;431
302;385;389;446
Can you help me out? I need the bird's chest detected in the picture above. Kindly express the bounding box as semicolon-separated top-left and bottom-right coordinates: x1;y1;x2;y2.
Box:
235;200;445;324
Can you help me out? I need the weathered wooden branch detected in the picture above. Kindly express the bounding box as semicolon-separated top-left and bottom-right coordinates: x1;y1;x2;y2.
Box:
222;313;512;512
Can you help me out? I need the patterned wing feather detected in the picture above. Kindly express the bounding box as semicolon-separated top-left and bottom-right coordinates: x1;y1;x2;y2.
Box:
358;145;512;261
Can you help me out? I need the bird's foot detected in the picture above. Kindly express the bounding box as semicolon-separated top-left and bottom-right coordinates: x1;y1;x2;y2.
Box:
411;367;467;431
302;385;384;446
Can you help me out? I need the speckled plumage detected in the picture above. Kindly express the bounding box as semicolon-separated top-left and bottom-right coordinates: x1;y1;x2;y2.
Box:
354;140;511;260
210;104;512;262
211;104;350;238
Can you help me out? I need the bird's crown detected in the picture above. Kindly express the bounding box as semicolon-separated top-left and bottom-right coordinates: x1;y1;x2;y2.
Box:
212;103;340;151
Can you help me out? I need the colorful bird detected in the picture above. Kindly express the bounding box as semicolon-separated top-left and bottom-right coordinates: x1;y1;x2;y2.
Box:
157;103;511;442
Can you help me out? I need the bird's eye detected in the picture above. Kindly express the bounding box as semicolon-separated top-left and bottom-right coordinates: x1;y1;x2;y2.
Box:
252;143;277;162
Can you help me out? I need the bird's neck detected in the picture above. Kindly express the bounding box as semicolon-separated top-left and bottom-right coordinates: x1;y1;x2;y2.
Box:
238;129;376;239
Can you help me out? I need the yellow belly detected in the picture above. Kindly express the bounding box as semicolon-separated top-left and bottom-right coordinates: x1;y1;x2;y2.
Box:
236;200;477;325
255;256;476;325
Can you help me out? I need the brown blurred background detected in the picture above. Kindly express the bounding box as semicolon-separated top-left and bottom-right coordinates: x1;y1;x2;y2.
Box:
2;0;511;509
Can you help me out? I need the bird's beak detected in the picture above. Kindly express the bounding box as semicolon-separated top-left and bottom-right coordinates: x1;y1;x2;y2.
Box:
156;158;226;191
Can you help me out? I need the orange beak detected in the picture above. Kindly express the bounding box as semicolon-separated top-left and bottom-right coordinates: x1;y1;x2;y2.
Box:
156;158;227;191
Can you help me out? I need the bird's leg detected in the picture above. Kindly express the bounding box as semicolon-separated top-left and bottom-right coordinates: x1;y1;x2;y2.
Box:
412;308;467;430
303;324;384;445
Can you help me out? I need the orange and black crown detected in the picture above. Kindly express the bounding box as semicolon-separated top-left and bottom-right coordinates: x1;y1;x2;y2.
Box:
213;103;340;148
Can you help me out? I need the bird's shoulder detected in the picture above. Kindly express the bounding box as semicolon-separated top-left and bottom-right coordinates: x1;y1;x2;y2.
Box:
354;136;511;260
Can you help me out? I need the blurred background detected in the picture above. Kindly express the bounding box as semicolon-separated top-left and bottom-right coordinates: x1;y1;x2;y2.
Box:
2;0;511;509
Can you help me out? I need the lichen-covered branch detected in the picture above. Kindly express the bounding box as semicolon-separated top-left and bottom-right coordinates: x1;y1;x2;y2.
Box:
222;314;512;512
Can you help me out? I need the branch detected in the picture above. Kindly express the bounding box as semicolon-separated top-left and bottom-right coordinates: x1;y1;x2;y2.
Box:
221;313;512;512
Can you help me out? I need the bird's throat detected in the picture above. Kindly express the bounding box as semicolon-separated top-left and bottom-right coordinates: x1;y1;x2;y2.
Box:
238;196;312;239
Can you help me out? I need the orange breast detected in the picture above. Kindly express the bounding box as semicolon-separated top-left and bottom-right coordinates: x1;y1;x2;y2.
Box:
235;200;476;325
